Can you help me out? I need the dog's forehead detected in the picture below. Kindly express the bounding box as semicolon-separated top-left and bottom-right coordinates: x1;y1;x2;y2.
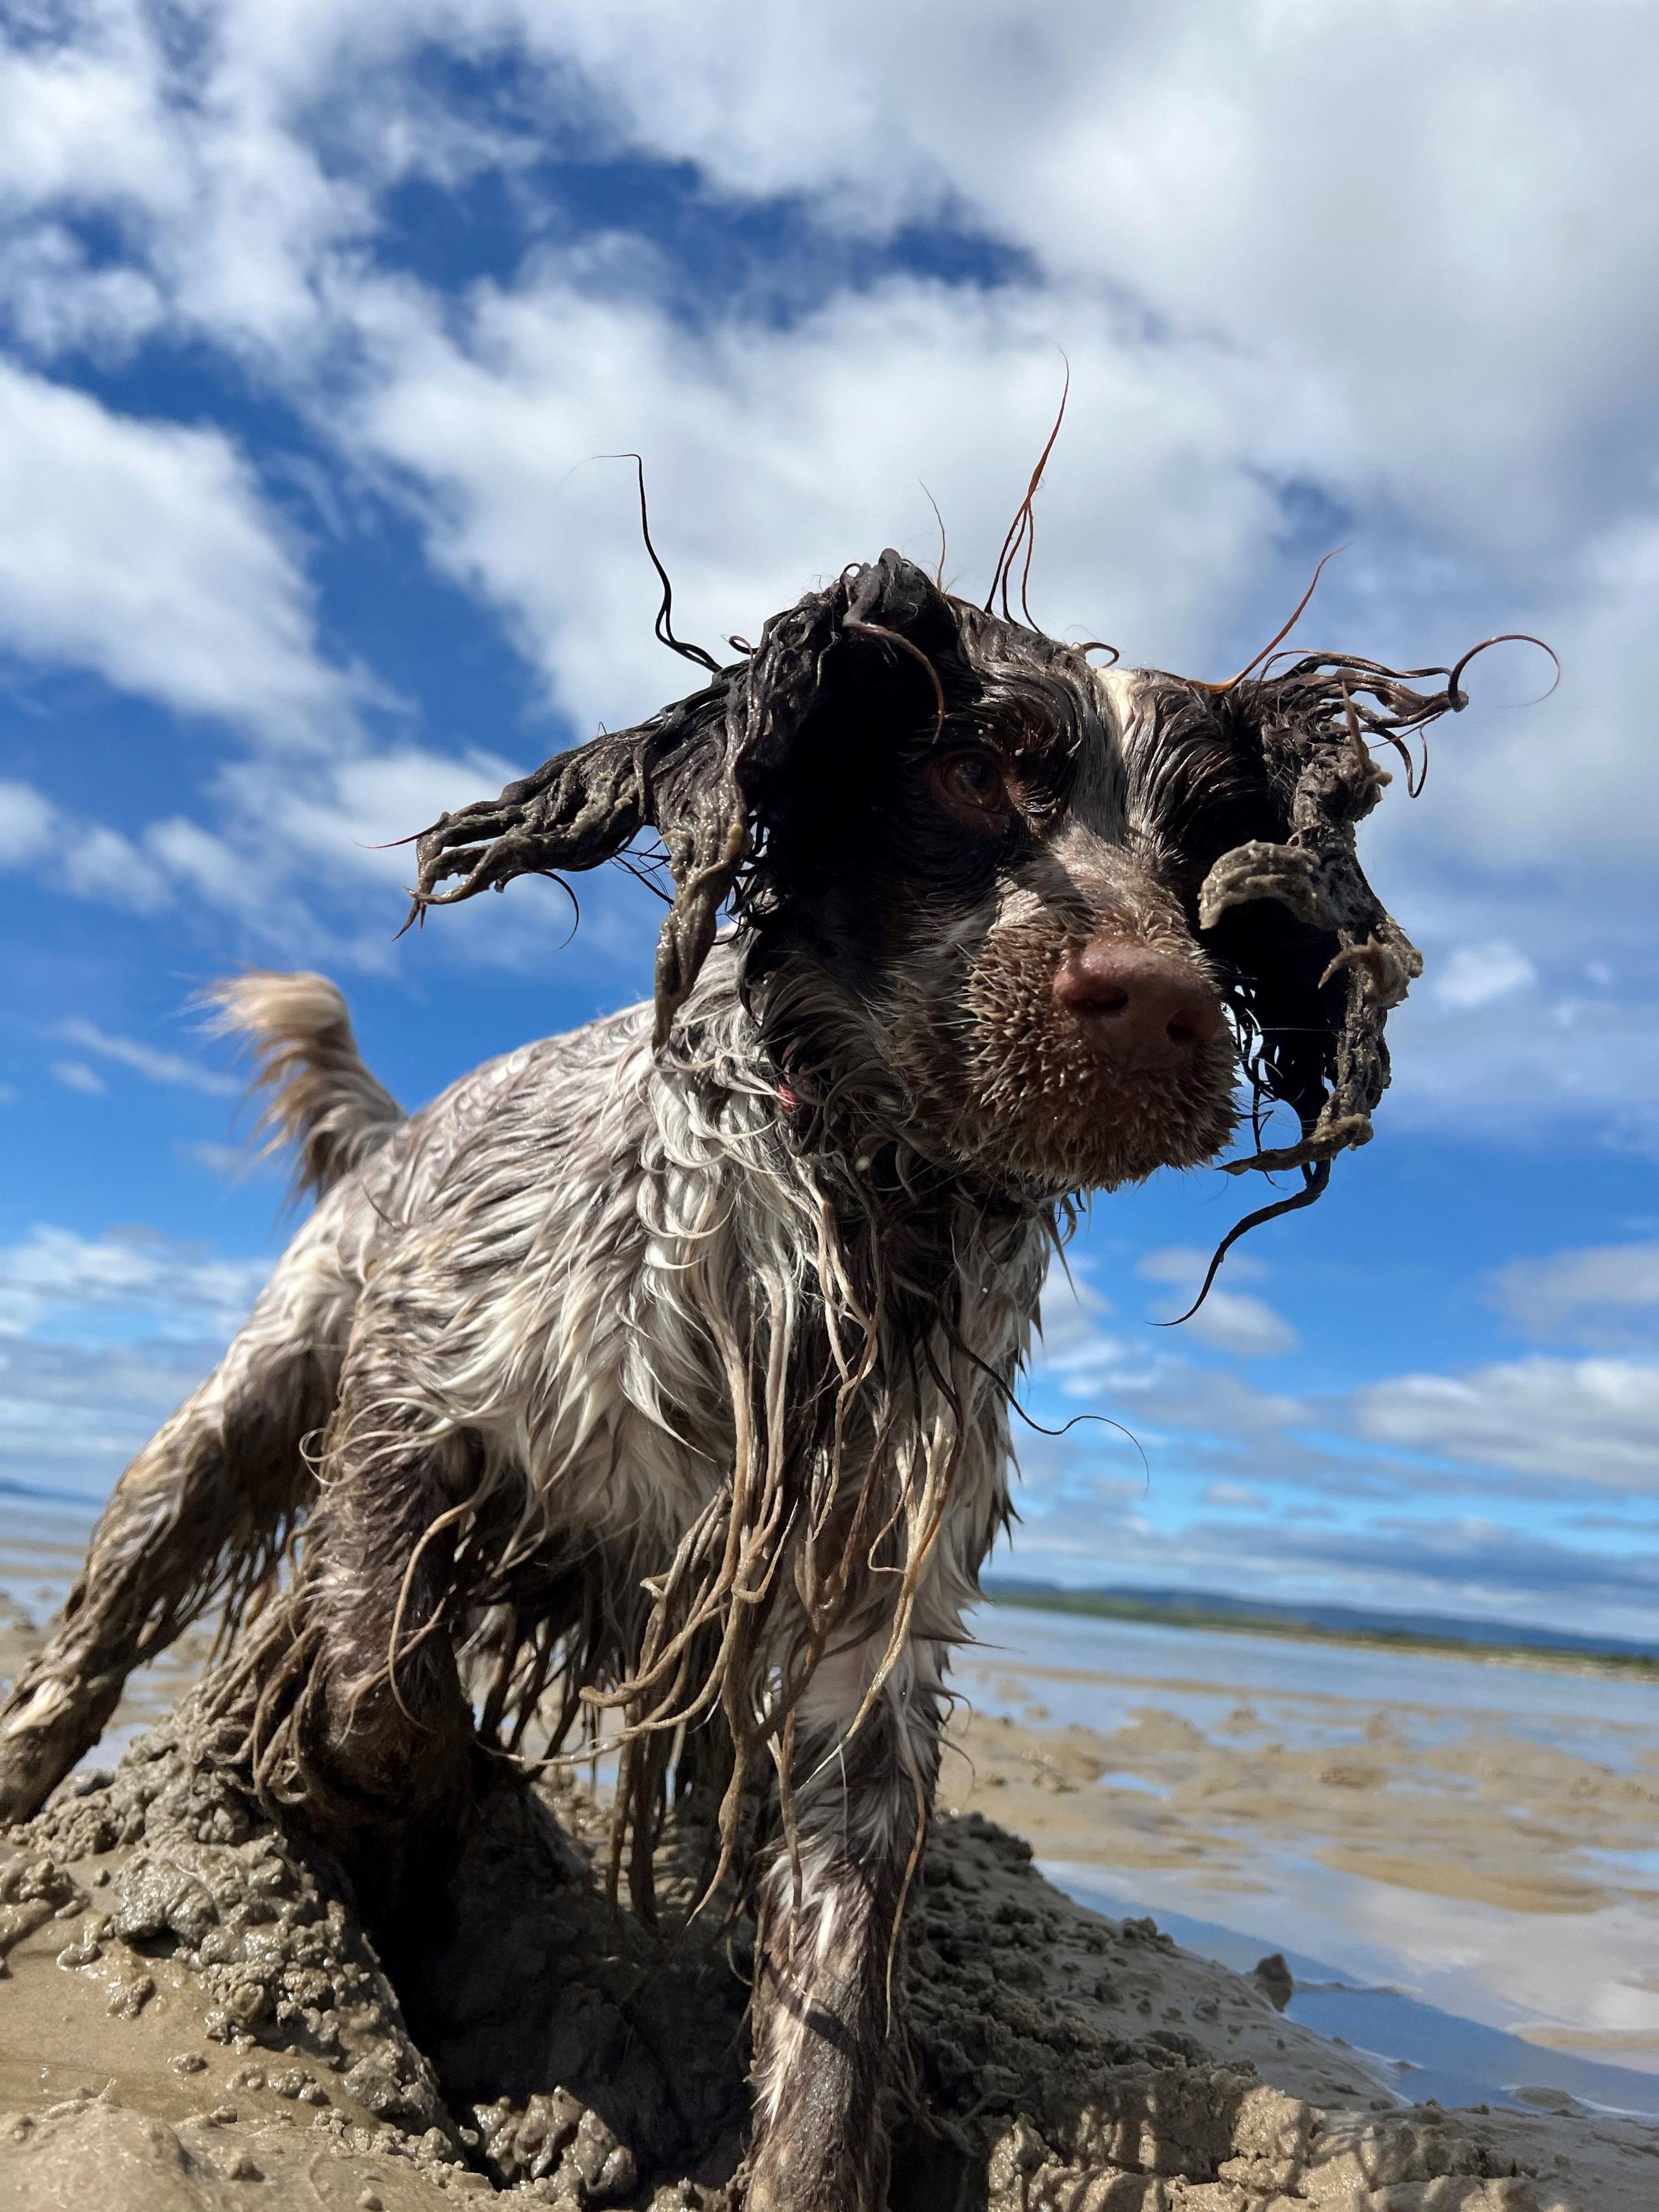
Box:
1091;664;1183;740
1030;664;1183;820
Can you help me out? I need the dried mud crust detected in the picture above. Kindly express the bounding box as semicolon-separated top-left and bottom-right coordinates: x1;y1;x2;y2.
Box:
0;1702;1653;2209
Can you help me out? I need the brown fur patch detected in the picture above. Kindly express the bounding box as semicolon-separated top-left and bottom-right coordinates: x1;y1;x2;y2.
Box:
877;895;1238;1196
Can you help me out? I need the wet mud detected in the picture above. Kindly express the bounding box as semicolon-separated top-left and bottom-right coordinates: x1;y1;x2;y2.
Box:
5;1694;1658;2209
946;1682;1659;1922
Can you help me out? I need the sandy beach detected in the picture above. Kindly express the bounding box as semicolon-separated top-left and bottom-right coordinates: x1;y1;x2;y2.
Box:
6;1494;1659;2207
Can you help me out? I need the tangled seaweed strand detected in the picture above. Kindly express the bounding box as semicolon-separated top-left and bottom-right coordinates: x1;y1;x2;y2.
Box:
1166;635;1549;1321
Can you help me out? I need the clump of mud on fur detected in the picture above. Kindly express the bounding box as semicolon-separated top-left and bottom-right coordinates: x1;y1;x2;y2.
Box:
5;1701;1625;2208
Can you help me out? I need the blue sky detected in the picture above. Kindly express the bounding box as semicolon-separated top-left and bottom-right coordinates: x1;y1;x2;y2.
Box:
2;2;1657;1636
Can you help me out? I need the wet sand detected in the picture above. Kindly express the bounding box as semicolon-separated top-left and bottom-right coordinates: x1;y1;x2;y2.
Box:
12;1702;1658;2209
5;1500;1659;2206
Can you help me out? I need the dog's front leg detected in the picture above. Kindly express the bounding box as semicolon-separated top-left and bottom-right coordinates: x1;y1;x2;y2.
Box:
745;1630;943;2212
0;1322;327;1823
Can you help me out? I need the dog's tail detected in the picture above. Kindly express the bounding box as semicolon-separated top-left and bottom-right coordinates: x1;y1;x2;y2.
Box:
203;970;404;1200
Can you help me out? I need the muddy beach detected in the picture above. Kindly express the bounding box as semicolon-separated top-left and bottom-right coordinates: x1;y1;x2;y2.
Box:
5;1517;1659;2207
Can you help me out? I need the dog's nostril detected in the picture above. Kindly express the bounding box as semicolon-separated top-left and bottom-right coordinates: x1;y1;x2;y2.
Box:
1054;940;1222;1070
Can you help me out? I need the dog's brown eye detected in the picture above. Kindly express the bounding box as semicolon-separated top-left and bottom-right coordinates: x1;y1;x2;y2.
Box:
930;751;1008;821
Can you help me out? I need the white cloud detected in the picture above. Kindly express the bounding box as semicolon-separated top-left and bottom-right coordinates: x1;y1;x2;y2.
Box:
1035;1321;1302;1439
1134;1245;1295;1357
0;359;358;745
1171;1290;1298;1360
152;740;643;973
0;1336;222;1498
1139;1244;1266;1287
0;780;57;853
0;745;617;976
0;0;1654;1114
9;1;1656;560
65;822;174;914
211;745;522;896
343;263;1285;733
1372;516;1659;875
53;1020;237;1098
1028;1235;1659;1505
1490;1243;1659;1346
539;3;1659;542
0;780;168;915
1354;1355;1659;1491
1378;970;1659;1154
1035;1266;1115;1361
0;1225;270;1343
1;6;1656;682
1031;1257;1303;1443
176;1139;253;1180
49;1060;105;1096
1004;1500;1659;1644
0;223;165;358
1201;1482;1268;1513
1432;939;1537;1012
139;814;283;931
1115;1361;1303;1440
0;0;364;357
0;10;182;213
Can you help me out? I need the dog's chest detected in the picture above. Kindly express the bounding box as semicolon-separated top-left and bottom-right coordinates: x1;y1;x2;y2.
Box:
424;1053;1042;1570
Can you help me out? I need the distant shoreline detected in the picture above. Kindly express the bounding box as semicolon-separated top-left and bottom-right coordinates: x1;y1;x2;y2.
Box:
10;1489;1656;1684
980;1581;1659;1679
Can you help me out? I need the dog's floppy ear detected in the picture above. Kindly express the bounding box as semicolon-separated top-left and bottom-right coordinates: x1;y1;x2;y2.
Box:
410;551;958;1045
1197;651;1496;1198
411;679;735;1049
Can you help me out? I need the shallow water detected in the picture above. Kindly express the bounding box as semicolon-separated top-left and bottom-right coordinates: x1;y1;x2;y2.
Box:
961;1602;1659;1762
1049;1866;1659;2121
0;1491;93;1612
957;1600;1659;2106
0;1488;213;1771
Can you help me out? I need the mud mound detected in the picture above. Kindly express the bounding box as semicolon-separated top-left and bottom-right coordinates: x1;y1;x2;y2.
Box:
2;1701;1653;2209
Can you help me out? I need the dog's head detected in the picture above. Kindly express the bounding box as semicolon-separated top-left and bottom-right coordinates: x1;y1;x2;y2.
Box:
412;551;1467;1215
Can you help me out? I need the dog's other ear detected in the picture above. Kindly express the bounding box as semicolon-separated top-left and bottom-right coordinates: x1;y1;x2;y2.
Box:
411;681;734;1049
410;552;958;1045
1198;655;1454;1182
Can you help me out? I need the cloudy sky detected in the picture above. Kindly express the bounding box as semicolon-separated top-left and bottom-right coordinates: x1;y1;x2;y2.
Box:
2;1;1657;1638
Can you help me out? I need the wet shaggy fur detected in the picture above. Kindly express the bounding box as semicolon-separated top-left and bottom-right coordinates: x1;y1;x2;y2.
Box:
0;552;1481;2209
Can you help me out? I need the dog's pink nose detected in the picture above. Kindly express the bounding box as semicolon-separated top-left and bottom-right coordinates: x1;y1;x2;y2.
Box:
1053;940;1224;1071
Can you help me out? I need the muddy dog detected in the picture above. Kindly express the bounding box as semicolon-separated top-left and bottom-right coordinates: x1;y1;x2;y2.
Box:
0;552;1483;2206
